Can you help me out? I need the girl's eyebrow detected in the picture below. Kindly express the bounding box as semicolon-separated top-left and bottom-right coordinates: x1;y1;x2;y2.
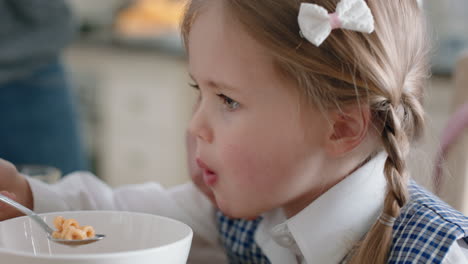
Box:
189;73;239;92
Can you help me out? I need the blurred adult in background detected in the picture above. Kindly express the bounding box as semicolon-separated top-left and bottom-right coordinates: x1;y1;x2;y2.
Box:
0;0;88;175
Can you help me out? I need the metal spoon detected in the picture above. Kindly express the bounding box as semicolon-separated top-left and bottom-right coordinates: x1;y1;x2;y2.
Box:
0;193;105;247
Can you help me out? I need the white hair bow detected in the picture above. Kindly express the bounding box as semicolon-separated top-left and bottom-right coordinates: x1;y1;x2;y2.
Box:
298;0;375;47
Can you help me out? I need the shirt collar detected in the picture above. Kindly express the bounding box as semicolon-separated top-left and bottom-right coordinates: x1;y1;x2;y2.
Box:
258;152;388;264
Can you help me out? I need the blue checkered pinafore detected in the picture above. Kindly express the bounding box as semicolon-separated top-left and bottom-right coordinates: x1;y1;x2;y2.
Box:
216;212;271;264
388;183;468;263
216;183;468;264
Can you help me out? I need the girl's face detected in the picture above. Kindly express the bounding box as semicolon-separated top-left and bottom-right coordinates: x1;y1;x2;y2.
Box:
188;2;331;218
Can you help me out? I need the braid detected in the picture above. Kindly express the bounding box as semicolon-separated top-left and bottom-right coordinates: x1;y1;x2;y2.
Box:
347;102;411;264
401;91;425;141
381;103;410;207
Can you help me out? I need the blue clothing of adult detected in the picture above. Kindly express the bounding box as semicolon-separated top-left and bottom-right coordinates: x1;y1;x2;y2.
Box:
0;59;88;175
0;0;88;174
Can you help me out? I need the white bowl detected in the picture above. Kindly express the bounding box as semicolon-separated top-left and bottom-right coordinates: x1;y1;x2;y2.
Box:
0;211;193;264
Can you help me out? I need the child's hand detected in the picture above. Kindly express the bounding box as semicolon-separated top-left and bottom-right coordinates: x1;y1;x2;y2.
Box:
0;159;33;221
186;132;217;207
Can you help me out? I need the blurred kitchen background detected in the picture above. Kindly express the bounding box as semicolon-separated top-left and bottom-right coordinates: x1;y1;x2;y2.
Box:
7;0;468;191
62;0;194;187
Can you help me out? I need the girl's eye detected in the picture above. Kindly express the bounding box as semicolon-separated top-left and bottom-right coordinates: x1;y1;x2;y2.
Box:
217;94;240;110
189;82;201;105
189;82;200;90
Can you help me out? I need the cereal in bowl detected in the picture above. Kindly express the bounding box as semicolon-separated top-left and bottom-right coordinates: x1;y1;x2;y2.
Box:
52;216;96;240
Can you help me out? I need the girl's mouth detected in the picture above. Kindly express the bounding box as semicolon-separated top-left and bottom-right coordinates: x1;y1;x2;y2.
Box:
196;158;219;186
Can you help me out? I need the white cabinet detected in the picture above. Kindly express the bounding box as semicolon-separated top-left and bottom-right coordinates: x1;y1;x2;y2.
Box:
65;43;195;187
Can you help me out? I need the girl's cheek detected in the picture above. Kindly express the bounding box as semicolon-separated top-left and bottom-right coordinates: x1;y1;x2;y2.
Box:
221;142;265;178
221;142;249;167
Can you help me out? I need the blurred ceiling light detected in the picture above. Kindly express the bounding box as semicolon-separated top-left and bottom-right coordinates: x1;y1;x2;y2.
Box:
115;0;185;37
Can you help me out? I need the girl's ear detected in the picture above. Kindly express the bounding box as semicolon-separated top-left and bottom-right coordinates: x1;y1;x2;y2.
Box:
324;105;371;157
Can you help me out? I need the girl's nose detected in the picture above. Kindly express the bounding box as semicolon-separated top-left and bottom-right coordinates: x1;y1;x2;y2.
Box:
188;105;214;143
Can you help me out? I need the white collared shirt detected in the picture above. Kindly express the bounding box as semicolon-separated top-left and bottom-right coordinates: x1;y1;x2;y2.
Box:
259;152;388;263
256;153;468;263
26;153;468;263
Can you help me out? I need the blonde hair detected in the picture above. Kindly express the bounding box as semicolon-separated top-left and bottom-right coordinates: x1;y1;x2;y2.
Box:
182;0;430;263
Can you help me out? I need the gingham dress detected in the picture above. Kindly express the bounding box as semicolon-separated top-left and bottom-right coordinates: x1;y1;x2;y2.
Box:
388;183;468;263
216;183;468;264
216;212;270;264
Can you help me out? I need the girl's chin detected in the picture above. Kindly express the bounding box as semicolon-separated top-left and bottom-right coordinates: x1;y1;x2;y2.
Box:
214;192;264;219
216;202;261;220
220;210;261;220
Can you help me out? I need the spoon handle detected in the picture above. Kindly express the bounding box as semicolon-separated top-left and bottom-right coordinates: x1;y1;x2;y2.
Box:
0;193;54;235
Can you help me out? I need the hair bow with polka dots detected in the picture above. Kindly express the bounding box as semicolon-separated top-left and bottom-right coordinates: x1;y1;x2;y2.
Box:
298;0;375;47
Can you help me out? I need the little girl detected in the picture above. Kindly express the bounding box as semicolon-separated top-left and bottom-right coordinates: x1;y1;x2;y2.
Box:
1;0;468;263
